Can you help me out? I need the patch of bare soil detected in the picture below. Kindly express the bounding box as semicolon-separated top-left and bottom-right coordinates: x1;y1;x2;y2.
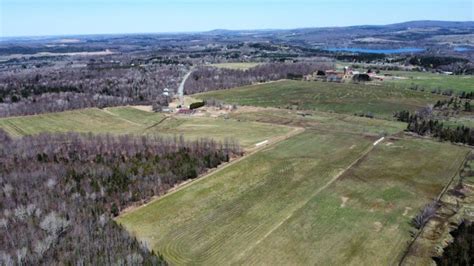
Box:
340;196;349;208
374;221;383;232
403;207;413;216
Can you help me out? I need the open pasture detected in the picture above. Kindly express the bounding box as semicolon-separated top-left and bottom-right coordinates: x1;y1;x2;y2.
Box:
384;71;474;93
118;129;469;264
0;107;293;149
195;80;445;119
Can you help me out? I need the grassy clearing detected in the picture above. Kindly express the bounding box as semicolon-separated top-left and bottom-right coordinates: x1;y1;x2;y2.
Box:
210;62;262;70
147;116;293;149
384;71;474;93
117;130;468;265
117;131;375;264
229;108;407;136
195;80;445;119
0;108;145;137
439;115;474;129
241;137;469;265
0;107;293;149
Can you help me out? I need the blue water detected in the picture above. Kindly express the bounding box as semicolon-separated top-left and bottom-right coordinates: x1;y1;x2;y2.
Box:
326;47;425;54
454;47;472;52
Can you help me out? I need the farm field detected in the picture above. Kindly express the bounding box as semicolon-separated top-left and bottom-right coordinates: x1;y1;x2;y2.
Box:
117;130;469;265
117;130;375;264
0;106;293;149
210;62;262;70
228;108;407;135
195;80;445;119
0;108;147;137
240;137;469;265
384;71;474;93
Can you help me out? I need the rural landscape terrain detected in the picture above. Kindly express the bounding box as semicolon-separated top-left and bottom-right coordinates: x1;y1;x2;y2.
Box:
1;19;474;265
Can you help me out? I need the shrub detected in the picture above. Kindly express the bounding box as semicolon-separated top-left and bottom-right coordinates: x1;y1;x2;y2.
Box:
190;101;205;110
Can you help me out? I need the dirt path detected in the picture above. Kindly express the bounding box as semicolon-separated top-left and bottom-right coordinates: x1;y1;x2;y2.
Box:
101;108;142;126
118;126;305;217
232;136;383;262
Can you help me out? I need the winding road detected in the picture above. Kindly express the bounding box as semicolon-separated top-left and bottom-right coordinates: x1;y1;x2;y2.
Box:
178;69;194;106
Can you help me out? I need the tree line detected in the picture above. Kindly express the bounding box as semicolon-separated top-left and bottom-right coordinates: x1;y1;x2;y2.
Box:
394;110;474;145
0;131;241;265
0;62;333;118
183;62;333;94
408;84;474;99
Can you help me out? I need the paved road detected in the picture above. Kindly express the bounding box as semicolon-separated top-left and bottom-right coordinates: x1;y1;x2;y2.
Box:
178;69;194;106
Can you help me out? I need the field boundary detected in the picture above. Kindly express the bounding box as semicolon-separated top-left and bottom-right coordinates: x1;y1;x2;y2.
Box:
232;136;383;262
117;126;305;218
145;116;170;130
398;150;471;265
102;108;142;126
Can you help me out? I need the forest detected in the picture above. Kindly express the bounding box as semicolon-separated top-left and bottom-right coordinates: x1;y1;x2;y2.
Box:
183;62;331;94
434;221;474;265
0;62;329;117
0;130;241;265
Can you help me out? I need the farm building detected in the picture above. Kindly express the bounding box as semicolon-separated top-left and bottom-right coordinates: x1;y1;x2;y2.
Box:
177;108;194;115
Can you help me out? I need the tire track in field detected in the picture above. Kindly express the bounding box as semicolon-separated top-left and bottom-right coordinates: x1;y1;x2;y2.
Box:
161;158;296;264
118;127;305;264
144;116;170;130
118;126;305;218
232;137;384;263
101;108;142;126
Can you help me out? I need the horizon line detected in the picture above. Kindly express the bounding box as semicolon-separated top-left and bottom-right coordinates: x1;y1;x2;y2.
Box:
2;19;473;40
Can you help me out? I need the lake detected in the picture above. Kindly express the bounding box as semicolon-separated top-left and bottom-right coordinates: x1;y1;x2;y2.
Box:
325;47;425;54
454;47;472;52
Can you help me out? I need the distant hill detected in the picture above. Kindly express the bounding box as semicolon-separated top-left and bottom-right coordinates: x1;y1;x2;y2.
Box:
385;20;474;30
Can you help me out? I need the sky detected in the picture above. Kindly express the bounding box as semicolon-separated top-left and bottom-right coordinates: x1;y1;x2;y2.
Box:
1;0;473;37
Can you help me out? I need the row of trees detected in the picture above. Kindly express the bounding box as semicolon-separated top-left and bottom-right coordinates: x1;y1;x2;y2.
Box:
0;131;241;265
184;62;332;94
394;110;474;145
408;84;474;99
434;97;472;112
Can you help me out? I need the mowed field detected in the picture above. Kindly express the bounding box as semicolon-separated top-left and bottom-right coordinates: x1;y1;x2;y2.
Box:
0;107;293;149
384;71;474;93
117;128;469;264
195;80;445;119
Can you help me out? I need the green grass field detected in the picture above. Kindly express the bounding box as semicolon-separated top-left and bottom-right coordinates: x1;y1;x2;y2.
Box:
147;116;294;148
229;108;407;136
0;107;293;149
210;62;262;70
0;108;146;137
384;71;474;93
117;131;468;265
117;131;375;264
1;82;468;264
195;80;445;119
